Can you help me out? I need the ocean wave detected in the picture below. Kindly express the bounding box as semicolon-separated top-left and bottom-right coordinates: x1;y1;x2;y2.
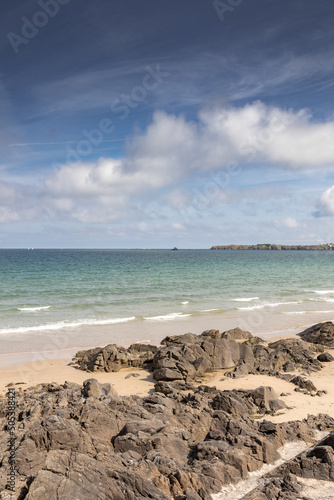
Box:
143;312;191;321
311;290;334;295
201;308;220;312
18;306;51;312
308;297;334;303
0;316;136;335
284;310;334;315
181;301;189;305
231;297;259;302
237;301;301;311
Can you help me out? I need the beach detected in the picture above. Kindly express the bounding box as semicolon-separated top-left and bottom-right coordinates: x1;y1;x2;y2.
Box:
1;329;334;424
1;319;334;499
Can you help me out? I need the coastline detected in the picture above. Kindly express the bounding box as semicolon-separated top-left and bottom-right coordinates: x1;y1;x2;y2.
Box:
1;308;333;363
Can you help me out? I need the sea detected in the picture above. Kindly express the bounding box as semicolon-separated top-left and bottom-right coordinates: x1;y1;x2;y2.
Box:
1;249;334;358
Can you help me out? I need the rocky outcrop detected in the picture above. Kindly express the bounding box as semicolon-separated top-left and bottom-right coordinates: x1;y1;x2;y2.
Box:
242;432;334;499
73;327;325;385
299;321;334;347
73;343;158;372
1;379;332;500
152;330;255;382
211;244;334;250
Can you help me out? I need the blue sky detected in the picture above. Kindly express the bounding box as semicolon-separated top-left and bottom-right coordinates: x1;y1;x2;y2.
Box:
1;0;334;247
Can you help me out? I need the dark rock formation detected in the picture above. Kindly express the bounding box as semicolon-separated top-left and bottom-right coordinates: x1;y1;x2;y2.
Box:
1;379;332;499
152;330;255;382
73;343;158;372
318;352;334;362
211;244;334;251
299;321;334;347
82;378;117;397
243;431;334;499
73;327;324;386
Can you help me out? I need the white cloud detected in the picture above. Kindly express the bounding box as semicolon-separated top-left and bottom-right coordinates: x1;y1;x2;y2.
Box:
3;102;334;225
315;186;334;217
275;217;301;229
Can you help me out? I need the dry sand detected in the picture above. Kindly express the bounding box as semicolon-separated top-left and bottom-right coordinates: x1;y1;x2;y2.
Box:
0;358;155;397
203;348;334;423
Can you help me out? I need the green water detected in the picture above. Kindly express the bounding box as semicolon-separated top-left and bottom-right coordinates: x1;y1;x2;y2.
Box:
0;249;334;336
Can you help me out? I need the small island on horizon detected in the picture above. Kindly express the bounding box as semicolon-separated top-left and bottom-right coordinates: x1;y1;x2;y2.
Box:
211;243;334;250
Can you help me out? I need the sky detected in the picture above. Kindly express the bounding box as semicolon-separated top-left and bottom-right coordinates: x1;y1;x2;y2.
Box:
1;0;334;248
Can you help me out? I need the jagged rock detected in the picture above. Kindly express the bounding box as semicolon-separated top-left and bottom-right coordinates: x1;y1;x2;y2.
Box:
290;376;317;392
1;378;330;500
240;431;334;499
73;343;158;372
299;321;334;347
74;326;326;384
267;338;322;372
152;336;255;382
317;352;334;362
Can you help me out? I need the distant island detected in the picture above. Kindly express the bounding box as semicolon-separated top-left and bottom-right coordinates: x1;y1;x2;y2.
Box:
211;243;334;250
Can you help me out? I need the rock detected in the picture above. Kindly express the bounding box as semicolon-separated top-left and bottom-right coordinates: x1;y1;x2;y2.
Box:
317;352;334;362
267;338;322;373
290;376;317;393
221;327;253;341
73;343;158;372
124;372;141;379
299;321;334;347
251;386;286;413
0;377;332;500
241;432;334;499
152;335;255;382
83;378;117;397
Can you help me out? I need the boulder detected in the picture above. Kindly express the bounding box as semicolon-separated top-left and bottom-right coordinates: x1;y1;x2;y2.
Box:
317;352;334;362
82;378;117;398
299;321;334;347
73;343;158;372
152;336;255;382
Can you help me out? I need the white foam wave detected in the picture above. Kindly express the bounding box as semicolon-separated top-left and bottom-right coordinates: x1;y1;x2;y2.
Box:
231;297;259;302
144;312;191;321
0;316;136;335
18;306;51;312
237;301;300;311
308;297;334;303
181;301;189;305
201;308;219;312
313;290;334;295
285;310;334;315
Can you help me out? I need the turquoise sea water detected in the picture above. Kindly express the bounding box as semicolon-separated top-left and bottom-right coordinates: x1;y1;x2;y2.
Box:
0;249;334;338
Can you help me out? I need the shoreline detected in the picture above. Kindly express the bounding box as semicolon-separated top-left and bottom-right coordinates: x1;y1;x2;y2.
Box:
0;309;332;362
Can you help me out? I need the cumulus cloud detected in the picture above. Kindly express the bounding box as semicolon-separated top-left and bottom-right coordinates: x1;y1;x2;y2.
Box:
314;186;334;217
3;101;334;225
